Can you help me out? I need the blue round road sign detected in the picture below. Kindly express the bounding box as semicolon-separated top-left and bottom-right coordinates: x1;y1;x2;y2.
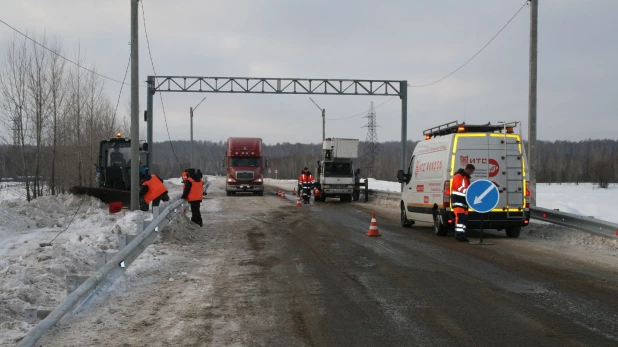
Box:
466;179;500;213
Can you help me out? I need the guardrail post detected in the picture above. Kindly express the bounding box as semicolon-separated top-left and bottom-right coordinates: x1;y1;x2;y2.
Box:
364;180;369;203
96;252;119;269
25;309;51;324
66;275;90;295
153;206;160;218
119;234;138;250
136;219;144;234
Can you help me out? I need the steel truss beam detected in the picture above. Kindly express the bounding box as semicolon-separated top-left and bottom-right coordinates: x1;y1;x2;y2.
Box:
151;76;404;96
146;76;408;185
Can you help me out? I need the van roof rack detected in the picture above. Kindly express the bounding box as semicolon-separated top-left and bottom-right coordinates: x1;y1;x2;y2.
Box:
423;121;519;138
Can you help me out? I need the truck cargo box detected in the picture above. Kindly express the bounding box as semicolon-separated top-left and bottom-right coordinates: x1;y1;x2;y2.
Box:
323;138;359;159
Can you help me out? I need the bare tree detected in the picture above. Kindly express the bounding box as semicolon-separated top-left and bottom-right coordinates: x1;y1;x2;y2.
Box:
27;32;53;198
0;36;32;200
48;38;66;195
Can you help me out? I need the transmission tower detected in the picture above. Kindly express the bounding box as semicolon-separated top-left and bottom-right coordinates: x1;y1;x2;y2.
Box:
361;102;379;178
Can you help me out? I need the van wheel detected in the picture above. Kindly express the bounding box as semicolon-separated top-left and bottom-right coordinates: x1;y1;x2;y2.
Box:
505;226;521;238
401;204;412;228
433;213;448;236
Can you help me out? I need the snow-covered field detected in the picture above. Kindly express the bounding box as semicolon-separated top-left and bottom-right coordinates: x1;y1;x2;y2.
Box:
266;178;618;224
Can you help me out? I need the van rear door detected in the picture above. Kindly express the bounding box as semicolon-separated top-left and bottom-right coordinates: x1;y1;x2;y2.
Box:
454;134;524;211
488;134;525;210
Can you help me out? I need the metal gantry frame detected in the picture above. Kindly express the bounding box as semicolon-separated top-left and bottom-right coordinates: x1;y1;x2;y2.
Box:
146;76;408;180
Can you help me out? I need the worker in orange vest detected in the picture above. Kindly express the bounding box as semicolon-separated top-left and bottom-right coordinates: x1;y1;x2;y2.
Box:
181;170;188;183
140;173;170;209
451;164;475;242
182;169;203;226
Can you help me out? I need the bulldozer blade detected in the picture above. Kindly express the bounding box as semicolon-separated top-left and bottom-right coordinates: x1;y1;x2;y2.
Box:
69;186;131;205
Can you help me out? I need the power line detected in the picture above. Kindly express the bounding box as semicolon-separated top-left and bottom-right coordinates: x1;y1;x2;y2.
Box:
140;0;183;171
111;53;131;124
409;0;529;88
0;17;139;86
327;96;397;121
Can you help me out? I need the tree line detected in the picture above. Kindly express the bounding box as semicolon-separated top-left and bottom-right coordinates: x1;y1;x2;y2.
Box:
0;34;131;200
148;139;618;186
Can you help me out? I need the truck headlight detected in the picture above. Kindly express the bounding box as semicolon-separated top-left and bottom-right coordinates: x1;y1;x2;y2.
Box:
255;178;263;183
227;178;236;183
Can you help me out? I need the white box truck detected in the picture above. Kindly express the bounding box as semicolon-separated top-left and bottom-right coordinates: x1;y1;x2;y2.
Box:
316;138;359;202
397;121;530;238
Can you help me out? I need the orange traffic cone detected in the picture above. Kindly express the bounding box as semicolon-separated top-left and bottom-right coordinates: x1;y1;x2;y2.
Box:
296;195;302;207
366;213;381;237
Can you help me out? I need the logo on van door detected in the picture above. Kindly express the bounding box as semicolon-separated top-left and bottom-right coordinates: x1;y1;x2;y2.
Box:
459;156;500;178
424;196;429;204
488;159;500;178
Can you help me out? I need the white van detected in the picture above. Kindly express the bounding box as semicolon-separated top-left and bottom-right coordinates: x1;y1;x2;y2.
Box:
397;121;530;238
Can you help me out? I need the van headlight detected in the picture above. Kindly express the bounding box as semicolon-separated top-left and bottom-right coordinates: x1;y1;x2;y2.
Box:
227;178;236;183
347;185;354;189
324;185;331;188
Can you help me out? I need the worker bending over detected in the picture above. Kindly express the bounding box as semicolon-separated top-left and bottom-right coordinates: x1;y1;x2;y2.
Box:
140;173;170;209
451;164;475;242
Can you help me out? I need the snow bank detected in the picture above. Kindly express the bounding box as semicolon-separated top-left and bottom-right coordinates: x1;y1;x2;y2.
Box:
536;183;618;223
0;194;149;344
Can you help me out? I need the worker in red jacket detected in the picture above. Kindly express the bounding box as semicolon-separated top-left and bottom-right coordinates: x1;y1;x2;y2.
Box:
451;164;475;242
182;169;203;227
140;173;170;209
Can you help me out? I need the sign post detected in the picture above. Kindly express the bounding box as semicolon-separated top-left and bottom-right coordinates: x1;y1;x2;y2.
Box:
275;169;278;180
466;179;500;245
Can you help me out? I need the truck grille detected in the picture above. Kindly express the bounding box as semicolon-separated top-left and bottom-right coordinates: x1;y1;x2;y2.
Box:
236;171;254;181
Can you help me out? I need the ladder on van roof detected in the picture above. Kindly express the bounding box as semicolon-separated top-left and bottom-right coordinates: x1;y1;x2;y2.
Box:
500;122;525;218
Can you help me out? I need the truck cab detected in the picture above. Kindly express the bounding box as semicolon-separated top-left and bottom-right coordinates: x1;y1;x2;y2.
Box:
398;121;530;238
224;137;265;196
317;138;358;202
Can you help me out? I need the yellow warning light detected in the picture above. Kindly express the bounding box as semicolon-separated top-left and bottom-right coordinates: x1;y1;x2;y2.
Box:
116;132;122;138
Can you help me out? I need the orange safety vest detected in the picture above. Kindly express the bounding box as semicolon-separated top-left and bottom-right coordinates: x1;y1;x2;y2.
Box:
187;177;203;202
142;174;167;204
299;173;314;183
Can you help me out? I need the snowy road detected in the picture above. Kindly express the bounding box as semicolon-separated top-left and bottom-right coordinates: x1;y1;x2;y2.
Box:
21;179;615;346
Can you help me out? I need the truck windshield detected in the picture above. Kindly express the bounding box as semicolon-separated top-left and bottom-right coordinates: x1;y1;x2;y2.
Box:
324;162;353;177
230;157;260;167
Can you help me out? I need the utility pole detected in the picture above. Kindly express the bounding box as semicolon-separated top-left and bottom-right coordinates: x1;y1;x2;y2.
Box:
190;96;206;168
528;0;538;206
190;107;193;168
130;0;139;211
309;98;325;142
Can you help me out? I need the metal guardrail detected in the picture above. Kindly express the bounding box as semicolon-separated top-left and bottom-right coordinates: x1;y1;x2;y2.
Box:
530;206;618;239
365;189;618;239
18;198;187;347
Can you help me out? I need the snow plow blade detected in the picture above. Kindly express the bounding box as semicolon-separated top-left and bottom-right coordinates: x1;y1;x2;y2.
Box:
69;186;130;205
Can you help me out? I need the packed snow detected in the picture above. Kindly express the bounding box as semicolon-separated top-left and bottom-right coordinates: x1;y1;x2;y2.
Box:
0;194;149;344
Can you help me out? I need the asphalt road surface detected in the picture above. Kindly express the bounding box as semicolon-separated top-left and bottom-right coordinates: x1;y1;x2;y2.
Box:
39;183;618;346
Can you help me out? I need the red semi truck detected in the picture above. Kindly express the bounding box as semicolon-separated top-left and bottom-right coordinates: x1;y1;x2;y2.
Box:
224;137;266;196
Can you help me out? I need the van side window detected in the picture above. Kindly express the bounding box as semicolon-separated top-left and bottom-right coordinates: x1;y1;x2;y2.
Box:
407;155;415;175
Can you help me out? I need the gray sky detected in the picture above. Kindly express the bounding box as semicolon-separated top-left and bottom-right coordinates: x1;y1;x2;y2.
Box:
1;0;617;144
